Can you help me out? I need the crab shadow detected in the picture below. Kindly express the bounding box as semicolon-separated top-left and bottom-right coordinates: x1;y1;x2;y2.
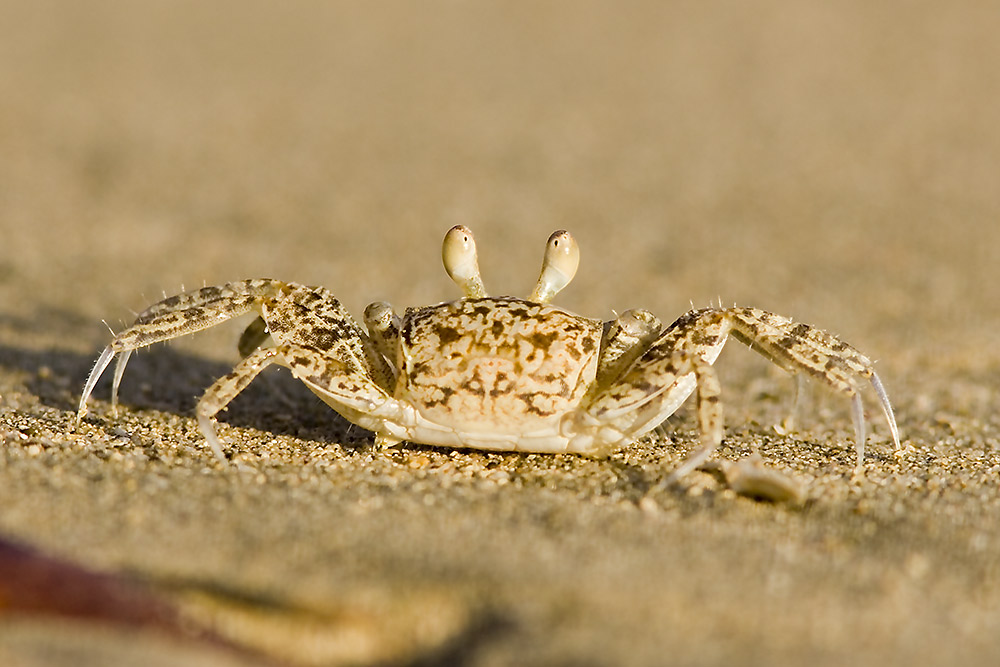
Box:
0;340;359;446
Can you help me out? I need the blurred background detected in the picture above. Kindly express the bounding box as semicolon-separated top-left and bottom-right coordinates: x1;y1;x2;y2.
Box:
2;1;996;374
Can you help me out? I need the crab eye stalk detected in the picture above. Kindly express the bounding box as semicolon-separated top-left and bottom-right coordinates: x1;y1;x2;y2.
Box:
529;230;580;304
442;225;488;298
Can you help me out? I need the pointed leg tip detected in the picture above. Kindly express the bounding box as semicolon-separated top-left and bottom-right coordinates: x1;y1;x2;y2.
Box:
662;471;683;487
374;433;404;450
654;472;688;495
208;444;229;465
662;452;711;488
197;415;230;465
888;419;902;452
868;370;902;451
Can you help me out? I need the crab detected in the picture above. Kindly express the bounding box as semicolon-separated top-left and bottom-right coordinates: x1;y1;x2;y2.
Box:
78;226;899;481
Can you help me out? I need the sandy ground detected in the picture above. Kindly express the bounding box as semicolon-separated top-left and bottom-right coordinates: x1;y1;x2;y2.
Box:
1;1;999;665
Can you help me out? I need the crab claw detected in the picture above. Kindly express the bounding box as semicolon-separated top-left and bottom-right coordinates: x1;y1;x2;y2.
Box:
529;230;580;304
442;225;487;298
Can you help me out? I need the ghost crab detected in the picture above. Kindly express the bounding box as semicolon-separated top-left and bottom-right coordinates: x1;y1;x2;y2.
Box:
79;226;899;481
